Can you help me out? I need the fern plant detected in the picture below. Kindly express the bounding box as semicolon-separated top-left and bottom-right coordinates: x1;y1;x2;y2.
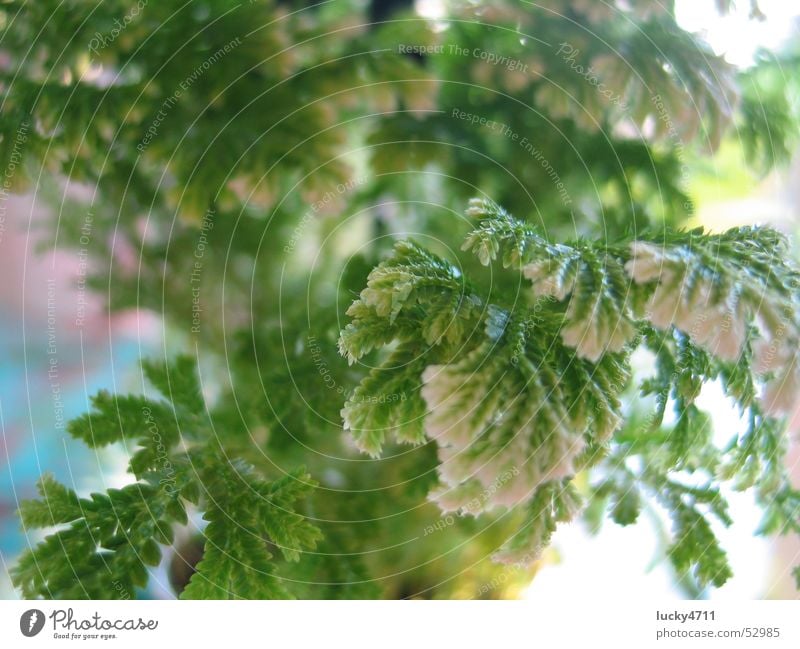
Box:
2;0;799;598
339;197;800;580
12;358;320;599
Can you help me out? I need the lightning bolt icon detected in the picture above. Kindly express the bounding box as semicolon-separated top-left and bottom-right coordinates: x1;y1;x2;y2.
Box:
28;611;38;632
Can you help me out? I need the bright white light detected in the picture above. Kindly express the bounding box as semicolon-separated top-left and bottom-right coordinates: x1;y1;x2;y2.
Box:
523;379;773;601
675;0;800;67
415;0;446;20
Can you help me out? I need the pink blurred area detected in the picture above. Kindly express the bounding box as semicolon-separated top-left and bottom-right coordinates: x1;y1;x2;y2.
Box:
0;190;160;596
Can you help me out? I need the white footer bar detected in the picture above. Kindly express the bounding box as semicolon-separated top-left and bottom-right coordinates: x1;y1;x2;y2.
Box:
1;600;798;648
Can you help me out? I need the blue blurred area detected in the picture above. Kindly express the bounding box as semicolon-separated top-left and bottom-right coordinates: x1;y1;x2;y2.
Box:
0;323;145;596
0;206;155;597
